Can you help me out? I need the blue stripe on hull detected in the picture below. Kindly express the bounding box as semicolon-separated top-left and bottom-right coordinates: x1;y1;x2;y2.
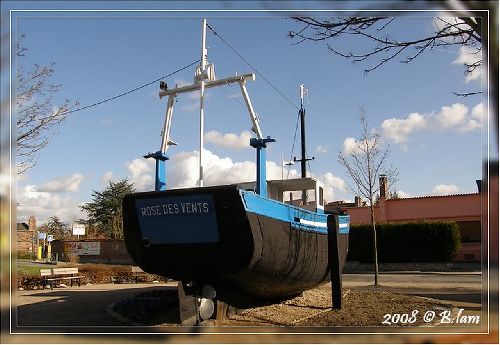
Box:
239;190;350;234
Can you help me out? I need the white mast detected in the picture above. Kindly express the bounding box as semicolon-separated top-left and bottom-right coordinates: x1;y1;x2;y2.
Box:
199;19;207;187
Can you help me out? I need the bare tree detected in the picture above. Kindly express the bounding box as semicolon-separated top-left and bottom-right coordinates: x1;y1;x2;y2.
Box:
338;108;398;285
16;34;78;174
37;216;72;240
289;16;482;96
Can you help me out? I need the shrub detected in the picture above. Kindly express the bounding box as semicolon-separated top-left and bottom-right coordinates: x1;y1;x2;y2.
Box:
17;251;33;260
67;253;80;264
347;221;461;263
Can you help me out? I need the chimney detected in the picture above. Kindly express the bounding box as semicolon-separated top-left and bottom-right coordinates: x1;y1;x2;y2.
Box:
28;216;36;231
354;196;361;207
379;175;388;199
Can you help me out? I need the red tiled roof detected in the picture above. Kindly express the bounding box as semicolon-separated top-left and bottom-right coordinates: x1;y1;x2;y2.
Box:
328;192;480;208
386;192;479;201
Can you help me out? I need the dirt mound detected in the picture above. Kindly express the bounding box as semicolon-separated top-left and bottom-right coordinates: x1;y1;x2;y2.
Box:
111;285;454;327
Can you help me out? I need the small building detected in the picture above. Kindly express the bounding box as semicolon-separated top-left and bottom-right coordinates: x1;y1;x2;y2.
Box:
327;177;481;262
17;216;37;254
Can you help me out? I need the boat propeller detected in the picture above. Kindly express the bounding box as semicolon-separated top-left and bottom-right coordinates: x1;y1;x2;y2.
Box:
198;284;216;321
198;298;215;320
178;281;217;325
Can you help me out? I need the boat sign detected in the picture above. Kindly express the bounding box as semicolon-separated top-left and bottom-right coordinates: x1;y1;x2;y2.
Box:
134;194;219;244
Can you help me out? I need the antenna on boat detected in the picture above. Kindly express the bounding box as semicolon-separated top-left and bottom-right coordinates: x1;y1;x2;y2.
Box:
292;84;315;203
293;85;315;178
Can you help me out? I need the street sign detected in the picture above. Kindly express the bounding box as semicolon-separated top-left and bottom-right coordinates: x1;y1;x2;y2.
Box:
72;224;85;236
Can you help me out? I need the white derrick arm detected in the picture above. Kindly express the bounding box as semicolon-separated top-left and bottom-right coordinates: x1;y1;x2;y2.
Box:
239;80;263;139
161;94;176;152
159;73;255;98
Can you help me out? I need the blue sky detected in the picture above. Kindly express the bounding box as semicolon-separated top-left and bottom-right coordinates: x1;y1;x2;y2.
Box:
2;2;490;224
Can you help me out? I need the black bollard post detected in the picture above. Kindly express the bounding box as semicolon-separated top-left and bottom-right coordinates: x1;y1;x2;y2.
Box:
327;214;342;309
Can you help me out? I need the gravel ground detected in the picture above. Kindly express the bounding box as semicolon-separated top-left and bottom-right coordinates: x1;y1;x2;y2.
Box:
113;283;479;328
217;286;456;327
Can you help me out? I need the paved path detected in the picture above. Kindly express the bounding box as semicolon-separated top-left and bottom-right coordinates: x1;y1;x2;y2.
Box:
16;283;176;330
343;272;483;308
14;273;484;330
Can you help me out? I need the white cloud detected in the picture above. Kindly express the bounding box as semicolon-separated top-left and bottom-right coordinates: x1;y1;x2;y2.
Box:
457;103;484;132
205;130;252;150
319;172;346;202
453;45;482;83
432;184;460;195
101;171;117;185
164;148;347;202
165;149;302;189
434;103;468;129
37;173;84;193
168;150;255;188
458;119;481;133
321;172;346;191
315;145;328;154
17;185;85;224
471;103;484;121
341;137;358;155
126;158;155;191
434;17;473;40
381;113;426;144
435;17;481;83
341;137;378;155
396;190;412;198
381;102;483;144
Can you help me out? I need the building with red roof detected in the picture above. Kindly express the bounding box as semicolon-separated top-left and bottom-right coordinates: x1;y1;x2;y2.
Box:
326;176;483;262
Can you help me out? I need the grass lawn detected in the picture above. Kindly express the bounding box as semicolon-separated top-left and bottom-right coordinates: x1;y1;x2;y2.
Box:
17;262;45;276
16;260;167;288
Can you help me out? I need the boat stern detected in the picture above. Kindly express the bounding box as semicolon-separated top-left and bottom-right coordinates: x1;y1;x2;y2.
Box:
122;185;254;282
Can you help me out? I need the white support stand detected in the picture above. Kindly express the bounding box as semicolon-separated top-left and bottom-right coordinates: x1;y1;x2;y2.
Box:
157;19;265;189
161;94;176;152
239;81;263;139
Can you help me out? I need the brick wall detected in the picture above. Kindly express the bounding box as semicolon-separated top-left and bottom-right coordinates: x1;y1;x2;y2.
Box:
51;239;135;265
17;231;35;253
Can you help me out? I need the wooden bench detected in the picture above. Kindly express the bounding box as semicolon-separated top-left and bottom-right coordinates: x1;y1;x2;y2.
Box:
41;267;83;290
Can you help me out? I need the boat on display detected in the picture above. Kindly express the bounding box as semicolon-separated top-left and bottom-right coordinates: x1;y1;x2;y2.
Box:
122;20;350;310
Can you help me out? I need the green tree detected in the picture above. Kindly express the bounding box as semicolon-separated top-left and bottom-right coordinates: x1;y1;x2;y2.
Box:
80;179;135;239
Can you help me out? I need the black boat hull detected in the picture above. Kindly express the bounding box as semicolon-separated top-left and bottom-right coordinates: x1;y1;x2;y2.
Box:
123;185;347;307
